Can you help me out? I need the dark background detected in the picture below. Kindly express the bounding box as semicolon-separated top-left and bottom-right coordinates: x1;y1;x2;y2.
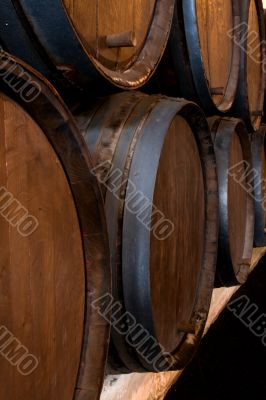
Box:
165;255;266;400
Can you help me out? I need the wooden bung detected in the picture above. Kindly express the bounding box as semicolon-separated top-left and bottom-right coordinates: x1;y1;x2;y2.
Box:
105;31;136;48
210;87;225;96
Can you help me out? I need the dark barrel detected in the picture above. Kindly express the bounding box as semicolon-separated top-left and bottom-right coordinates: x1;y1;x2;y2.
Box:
230;0;265;131
0;0;175;96
75;92;219;372
251;126;266;247
0;53;110;400
208;116;254;287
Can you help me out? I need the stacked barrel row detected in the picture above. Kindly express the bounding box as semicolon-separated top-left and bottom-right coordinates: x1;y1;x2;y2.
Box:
0;1;266;400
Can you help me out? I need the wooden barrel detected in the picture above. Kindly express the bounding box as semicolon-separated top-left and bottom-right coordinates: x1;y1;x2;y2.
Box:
174;0;241;113
230;0;265;131
146;0;241;114
0;0;175;94
0;53;110;400
251;126;266;247
74;92;219;372
208;117;254;287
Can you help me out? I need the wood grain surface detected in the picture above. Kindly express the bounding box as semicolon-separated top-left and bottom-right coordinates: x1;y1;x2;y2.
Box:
150;116;205;354
60;0;175;87
196;0;233;104
0;94;85;399
0;53;112;400
63;0;156;67
247;0;262;119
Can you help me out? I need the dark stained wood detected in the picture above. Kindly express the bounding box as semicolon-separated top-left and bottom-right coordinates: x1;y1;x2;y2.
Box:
75;92;219;372
251;126;266;247
208;116;254;287
0;53;111;400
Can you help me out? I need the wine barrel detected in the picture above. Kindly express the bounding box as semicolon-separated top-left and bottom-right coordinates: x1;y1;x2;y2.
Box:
0;53;110;400
174;0;241;113
0;0;175;95
230;0;265;131
251;126;266;247
146;0;241;114
74;92;219;372
208;117;254;287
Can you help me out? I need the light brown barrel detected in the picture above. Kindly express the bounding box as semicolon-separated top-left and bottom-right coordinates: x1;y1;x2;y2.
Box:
0;0;175;95
75;92;219;372
146;0;241;114
0;53;110;400
194;0;239;109
208;116;254;287
177;0;241;112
